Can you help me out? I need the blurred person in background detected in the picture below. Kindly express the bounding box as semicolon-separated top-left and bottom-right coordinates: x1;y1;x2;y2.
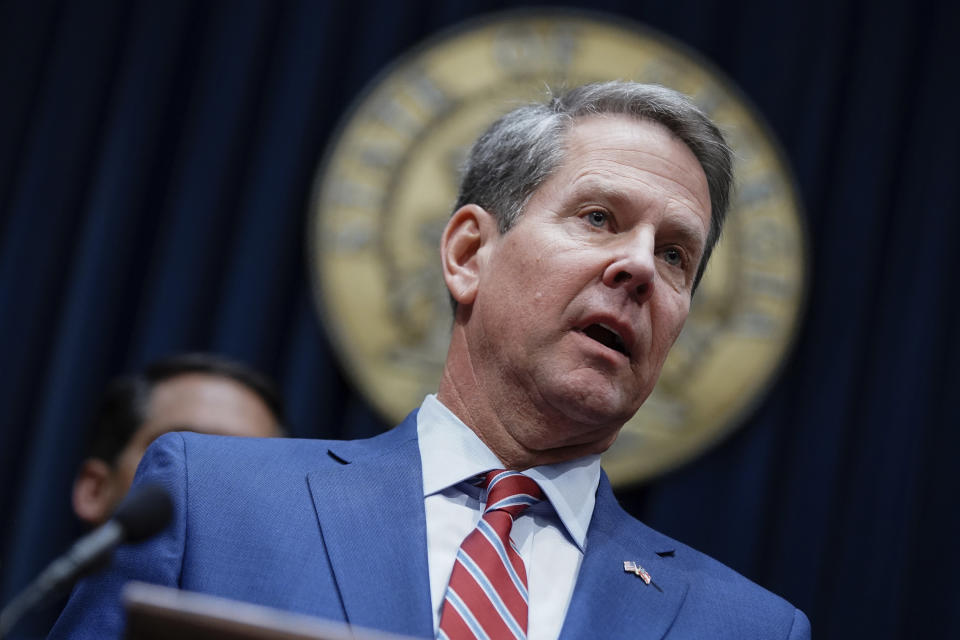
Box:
5;353;286;638
72;352;286;526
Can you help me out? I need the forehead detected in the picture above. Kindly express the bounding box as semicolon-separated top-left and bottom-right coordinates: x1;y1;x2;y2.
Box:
535;115;711;225
572;115;705;188
138;373;279;439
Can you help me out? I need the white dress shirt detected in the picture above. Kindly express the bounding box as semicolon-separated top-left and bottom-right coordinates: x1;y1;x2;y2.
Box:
417;394;601;639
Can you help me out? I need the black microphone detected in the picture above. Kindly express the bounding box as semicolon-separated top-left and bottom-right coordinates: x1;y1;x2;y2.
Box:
0;483;173;637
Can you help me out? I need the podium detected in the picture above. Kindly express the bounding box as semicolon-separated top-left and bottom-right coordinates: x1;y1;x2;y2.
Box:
123;582;417;640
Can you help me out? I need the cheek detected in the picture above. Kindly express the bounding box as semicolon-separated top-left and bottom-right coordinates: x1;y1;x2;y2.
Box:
653;298;691;348
116;452;141;487
494;257;551;313
114;441;152;487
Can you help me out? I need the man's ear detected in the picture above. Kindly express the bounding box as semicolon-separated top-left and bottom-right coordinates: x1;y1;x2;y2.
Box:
72;458;116;526
441;204;496;306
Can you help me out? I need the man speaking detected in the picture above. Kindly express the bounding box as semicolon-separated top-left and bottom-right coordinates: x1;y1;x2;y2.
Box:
52;82;810;639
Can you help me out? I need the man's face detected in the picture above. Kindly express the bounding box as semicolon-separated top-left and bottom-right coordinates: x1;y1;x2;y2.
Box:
75;373;281;525
112;373;281;490
466;115;712;454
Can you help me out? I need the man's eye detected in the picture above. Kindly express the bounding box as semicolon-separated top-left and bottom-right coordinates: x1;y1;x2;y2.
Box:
586;210;608;227
662;248;684;267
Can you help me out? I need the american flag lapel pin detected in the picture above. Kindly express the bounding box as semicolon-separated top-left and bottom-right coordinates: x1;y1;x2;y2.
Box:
623;560;651;584
623;561;661;591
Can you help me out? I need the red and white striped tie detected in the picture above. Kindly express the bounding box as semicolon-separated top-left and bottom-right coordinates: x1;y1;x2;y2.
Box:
437;470;545;640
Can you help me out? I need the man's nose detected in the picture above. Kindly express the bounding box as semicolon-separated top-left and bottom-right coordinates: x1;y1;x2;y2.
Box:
601;229;655;304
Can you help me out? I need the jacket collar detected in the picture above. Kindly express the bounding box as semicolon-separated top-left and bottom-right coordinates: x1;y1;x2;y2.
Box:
560;472;689;640
306;411;434;638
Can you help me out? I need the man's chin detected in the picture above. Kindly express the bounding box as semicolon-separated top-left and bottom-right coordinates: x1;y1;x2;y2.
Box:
545;373;645;422
541;389;639;439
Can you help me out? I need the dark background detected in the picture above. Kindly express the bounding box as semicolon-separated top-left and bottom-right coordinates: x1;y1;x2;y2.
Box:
2;0;958;638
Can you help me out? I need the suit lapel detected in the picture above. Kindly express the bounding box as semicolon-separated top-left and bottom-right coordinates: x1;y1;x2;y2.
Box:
306;414;434;638
560;474;688;640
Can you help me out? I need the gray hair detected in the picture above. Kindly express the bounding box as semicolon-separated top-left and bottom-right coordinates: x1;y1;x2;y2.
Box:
454;81;734;289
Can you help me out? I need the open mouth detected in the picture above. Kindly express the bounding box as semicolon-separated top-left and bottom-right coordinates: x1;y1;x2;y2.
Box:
581;323;629;357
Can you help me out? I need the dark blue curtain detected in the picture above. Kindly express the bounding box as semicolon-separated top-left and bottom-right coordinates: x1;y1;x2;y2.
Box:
2;0;957;638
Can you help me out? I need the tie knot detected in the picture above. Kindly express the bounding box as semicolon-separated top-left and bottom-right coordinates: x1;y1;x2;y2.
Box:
482;470;544;518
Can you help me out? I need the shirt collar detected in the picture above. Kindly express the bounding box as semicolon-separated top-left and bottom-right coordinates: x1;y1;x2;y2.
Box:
417;394;600;551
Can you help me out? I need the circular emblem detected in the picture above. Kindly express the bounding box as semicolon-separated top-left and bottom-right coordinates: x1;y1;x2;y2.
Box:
309;10;807;486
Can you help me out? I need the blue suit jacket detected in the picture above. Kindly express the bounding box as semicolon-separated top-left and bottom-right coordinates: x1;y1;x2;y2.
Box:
51;411;809;639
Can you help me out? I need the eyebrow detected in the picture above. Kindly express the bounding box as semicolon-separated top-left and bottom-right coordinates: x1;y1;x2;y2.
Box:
569;178;709;252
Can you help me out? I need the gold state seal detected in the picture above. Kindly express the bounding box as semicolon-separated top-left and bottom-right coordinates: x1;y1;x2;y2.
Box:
308;10;807;486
